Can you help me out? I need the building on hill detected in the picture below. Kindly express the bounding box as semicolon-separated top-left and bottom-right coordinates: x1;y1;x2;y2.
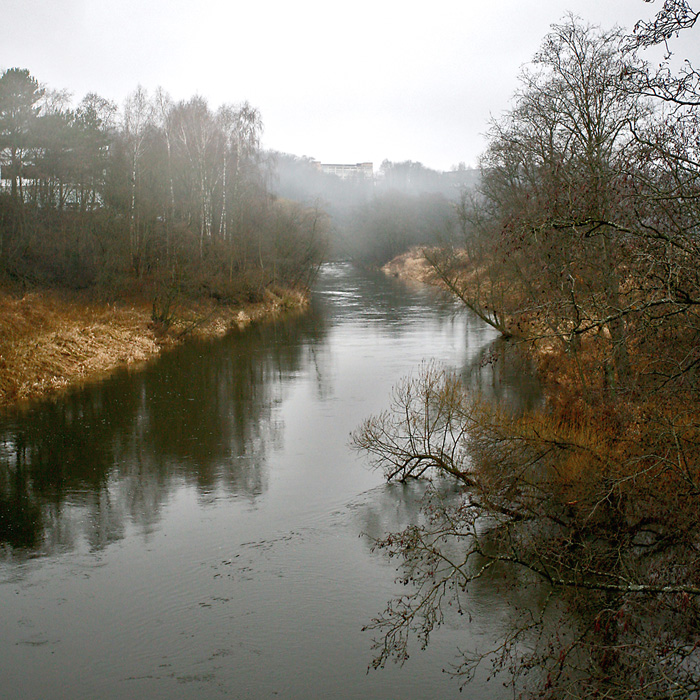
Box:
314;161;374;180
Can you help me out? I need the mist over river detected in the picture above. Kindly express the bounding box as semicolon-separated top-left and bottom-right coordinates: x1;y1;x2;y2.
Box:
0;263;539;699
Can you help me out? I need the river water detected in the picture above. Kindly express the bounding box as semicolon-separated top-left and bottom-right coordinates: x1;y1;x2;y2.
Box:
0;263;539;699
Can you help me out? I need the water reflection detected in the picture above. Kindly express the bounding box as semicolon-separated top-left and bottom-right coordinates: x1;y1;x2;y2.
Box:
0;269;540;557
462;336;543;412
0;311;328;557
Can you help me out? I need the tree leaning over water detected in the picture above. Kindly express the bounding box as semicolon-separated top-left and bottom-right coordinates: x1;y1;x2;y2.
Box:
355;9;700;698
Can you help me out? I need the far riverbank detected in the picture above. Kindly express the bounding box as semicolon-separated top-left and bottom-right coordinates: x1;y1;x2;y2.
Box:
0;286;307;408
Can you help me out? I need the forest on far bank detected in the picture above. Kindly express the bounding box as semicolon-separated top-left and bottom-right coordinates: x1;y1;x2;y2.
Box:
0;73;328;306
0;63;480;306
0;61;479;403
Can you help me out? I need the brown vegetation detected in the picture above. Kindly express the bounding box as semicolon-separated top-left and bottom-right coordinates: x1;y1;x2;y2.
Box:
0;284;306;407
381;246;439;284
0;68;324;407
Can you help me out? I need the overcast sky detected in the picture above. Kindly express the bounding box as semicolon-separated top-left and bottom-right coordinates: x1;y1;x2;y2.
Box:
1;0;698;171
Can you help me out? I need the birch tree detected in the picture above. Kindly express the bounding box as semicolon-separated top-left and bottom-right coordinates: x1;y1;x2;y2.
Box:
171;96;221;255
122;86;153;272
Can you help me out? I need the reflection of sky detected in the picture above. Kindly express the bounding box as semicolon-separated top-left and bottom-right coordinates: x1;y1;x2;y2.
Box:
0;439;15;464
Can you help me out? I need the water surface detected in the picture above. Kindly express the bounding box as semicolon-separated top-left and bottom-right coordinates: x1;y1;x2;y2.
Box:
0;263;538;699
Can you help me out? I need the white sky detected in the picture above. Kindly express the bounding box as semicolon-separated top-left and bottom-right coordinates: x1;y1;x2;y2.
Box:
1;0;698;171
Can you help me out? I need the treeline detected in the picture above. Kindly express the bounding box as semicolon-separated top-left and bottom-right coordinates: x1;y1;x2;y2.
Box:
355;8;700;699
348;160;477;266
0;69;327;299
271;153;477;265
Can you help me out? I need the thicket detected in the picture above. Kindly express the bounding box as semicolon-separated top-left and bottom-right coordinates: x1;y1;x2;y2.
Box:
0;75;328;305
353;5;700;698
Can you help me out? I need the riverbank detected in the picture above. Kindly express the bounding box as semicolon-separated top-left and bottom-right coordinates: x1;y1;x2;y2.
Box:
381;247;561;377
381;247;438;284
0;286;307;407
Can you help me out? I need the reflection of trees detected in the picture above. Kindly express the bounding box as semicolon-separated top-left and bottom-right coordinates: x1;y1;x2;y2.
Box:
359;480;436;544
0;383;143;555
131;313;326;492
460;337;542;413
0;464;42;549
0;311;327;556
358;479;569;692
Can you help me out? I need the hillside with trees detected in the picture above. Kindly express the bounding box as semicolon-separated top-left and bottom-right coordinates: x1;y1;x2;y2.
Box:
270;153;478;266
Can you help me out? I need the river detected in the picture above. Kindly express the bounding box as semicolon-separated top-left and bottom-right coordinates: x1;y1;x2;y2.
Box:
0;263;540;699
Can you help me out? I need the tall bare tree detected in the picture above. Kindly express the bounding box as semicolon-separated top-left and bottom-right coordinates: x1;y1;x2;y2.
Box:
122;86;154;272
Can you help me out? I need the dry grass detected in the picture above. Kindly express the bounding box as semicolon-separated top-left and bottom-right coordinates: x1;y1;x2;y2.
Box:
381;247;439;284
0;285;308;407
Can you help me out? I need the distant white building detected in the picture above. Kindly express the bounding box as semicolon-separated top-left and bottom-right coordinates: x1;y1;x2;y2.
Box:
314;161;374;180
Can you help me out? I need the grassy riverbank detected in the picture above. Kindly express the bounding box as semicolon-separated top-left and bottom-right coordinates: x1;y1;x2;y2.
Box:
381;247;437;284
0;285;307;407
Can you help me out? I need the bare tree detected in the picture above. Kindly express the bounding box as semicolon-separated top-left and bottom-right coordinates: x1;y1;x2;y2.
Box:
628;0;699;106
216;102;262;242
153;87;176;230
422;187;515;336
352;13;700;698
460;18;652;389
122;86;154;272
171;96;222;256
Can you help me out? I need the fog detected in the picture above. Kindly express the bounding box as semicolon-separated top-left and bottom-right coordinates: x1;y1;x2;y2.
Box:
268;154;479;264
